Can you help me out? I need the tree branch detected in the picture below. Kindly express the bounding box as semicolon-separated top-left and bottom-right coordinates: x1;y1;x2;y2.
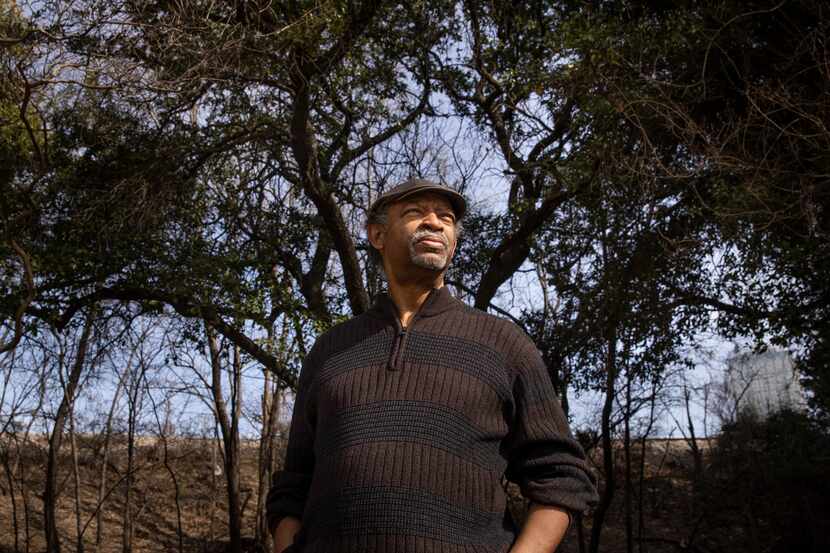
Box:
29;286;297;387
0;240;36;354
289;56;369;314
329;71;432;183
474;186;572;310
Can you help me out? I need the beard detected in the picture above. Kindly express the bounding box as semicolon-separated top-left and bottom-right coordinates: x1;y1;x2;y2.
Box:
408;229;452;271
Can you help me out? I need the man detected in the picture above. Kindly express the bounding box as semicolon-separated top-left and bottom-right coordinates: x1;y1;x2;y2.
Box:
266;178;598;553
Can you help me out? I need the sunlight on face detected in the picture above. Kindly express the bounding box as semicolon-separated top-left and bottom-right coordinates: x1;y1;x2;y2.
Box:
396;194;458;272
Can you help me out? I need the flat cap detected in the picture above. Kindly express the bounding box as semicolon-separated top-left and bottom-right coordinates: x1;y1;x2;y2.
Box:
368;178;467;220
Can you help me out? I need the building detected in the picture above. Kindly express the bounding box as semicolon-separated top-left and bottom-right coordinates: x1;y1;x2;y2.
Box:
725;349;807;420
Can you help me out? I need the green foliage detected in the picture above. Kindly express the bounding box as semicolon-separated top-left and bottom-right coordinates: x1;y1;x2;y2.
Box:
0;0;825;410
706;409;830;552
0;3;43;187
548;0;830;414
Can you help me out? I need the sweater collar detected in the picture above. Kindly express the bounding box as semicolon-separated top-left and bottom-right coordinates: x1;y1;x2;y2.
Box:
367;285;460;323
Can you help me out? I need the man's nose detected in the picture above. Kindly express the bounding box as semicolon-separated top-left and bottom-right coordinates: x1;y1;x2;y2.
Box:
421;211;443;229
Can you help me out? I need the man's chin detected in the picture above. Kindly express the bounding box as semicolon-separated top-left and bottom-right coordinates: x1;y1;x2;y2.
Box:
411;254;449;272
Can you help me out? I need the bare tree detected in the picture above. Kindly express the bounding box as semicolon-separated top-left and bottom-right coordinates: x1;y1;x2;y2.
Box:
93;346;135;550
44;307;96;553
591;322;618;553
637;375;662;553
120;321;162;553
256;317;293;550
0;339;49;553
67;387;84;553
205;321;244;553
146;384;184;553
2;342;48;553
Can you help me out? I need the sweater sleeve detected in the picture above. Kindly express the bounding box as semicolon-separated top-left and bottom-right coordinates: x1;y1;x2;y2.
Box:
265;351;318;533
502;332;598;516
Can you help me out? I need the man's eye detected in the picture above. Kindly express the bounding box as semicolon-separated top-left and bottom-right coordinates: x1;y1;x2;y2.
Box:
440;213;455;223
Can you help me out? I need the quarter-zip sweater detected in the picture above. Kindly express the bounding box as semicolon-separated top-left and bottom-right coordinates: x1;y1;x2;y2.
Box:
266;286;598;553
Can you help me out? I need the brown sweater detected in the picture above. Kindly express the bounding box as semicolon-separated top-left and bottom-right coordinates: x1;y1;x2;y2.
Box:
266;286;598;552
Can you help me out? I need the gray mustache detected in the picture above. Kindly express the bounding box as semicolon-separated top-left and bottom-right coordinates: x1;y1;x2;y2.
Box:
411;230;447;247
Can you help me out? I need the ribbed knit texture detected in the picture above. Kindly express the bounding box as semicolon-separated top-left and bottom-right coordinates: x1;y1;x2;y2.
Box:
266;286;598;553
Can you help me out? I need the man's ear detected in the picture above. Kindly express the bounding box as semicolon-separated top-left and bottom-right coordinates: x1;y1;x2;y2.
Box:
367;223;386;253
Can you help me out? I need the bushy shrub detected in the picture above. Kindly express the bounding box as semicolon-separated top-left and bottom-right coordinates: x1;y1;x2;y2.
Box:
705;409;830;553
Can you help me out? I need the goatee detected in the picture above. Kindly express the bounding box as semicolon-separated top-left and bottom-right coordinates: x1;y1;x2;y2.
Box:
408;229;451;271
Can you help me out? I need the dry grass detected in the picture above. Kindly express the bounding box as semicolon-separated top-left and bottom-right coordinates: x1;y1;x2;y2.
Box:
0;434;284;553
1;436;706;553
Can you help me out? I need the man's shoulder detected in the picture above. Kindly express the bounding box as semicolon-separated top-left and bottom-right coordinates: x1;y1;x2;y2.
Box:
306;311;382;360
440;301;537;356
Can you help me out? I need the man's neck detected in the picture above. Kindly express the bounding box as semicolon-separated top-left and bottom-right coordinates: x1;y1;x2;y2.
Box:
386;274;444;328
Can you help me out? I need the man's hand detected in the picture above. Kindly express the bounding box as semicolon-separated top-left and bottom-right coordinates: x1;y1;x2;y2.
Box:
509;502;571;553
273;516;302;553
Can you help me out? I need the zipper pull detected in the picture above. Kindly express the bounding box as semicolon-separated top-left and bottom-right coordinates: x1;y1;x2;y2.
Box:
387;326;407;371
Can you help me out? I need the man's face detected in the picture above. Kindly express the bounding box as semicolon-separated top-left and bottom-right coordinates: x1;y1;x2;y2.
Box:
369;192;459;279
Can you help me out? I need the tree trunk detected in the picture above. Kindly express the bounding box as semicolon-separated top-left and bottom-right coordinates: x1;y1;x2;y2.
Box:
683;381;704;493
210;435;217;546
638;378;658;553
256;367;272;547
623;366;633;553
68;400;85;553
122;357;147;553
24;364;48;553
205;322;243;553
14;414;41;553
23;469;32;553
589;326;617;553
148;391;184;553
96;360;131;550
45;308;95;553
2;440;20;553
122;409;135;553
229;346;243;550
165;413;185;553
257;322;286;549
